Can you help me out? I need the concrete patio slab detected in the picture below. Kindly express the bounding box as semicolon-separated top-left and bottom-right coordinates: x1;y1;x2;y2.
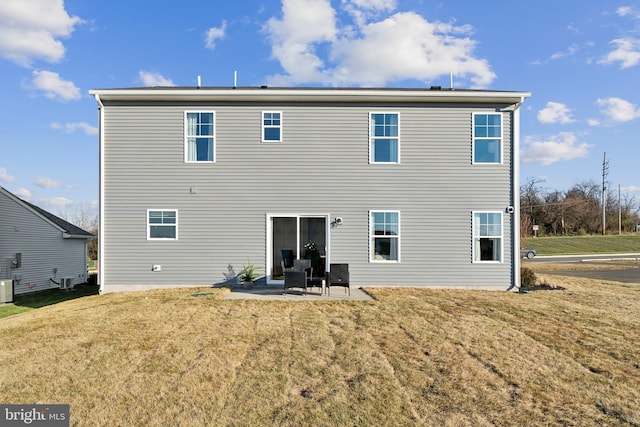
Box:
222;284;374;301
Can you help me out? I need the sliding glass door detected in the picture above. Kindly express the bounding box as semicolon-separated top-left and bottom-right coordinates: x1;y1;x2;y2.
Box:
268;214;328;282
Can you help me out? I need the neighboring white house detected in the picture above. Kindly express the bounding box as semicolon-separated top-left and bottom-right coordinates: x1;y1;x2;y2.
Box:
0;186;95;295
90;86;530;294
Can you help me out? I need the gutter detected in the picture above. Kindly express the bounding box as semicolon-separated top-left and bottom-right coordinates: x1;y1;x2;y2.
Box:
510;95;526;291
93;94;105;294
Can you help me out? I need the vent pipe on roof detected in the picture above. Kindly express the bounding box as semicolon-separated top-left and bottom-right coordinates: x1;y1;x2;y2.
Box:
450;72;453;89
233;70;237;89
197;75;201;88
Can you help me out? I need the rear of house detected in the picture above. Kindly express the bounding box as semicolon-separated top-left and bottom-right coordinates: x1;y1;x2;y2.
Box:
90;87;530;293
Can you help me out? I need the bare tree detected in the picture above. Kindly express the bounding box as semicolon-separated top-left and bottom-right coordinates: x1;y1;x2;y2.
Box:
520;177;640;237
520;177;545;237
57;207;98;260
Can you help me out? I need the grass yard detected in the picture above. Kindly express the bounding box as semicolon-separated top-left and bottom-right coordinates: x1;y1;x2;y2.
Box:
522;234;640;255
1;277;639;426
0;283;98;320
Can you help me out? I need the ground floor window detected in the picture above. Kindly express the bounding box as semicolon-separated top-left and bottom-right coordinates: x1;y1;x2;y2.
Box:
473;211;502;262
147;210;177;240
370;211;400;261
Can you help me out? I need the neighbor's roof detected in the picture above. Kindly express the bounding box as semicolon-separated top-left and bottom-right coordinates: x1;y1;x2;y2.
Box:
21;199;95;239
0;186;94;239
89;86;531;104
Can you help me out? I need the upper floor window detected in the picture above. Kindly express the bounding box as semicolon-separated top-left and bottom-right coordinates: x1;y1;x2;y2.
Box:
185;112;215;162
473;211;502;262
473;113;502;164
370;113;399;163
370;211;400;262
262;111;282;142
147;210;177;240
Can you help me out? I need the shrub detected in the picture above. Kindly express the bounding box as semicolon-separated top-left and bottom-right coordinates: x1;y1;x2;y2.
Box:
521;267;537;288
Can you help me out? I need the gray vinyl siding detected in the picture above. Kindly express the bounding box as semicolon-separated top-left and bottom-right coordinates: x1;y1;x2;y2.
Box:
101;101;515;291
0;191;87;294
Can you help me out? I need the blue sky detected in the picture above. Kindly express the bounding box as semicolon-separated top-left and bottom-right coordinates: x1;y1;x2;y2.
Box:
1;0;640;218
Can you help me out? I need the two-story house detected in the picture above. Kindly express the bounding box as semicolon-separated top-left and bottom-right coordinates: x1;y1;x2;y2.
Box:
89;86;530;293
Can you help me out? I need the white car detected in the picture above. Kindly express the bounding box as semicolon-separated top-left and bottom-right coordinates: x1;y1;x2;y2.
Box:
521;248;536;259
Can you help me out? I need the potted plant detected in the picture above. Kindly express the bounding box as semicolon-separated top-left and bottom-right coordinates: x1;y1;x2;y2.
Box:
239;257;262;287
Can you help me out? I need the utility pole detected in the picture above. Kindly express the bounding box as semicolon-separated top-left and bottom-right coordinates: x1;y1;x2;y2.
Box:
602;152;608;235
618;184;622;235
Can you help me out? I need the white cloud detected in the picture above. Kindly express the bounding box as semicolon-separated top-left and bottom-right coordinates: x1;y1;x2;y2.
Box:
265;0;337;84
138;70;175;87
599;37;640;68
537;102;575;124
0;167;15;183
587;118;600;126
30;70;81;101
549;44;580;60
0;0;83;67
342;0;397;27
346;0;397;9
14;188;32;198
205;21;227;50
616;6;634;17
621;185;640;193
44;197;73;207
264;0;495;88
596;97;640;122
521;132;593;165
34;176;62;188
50;121;98;135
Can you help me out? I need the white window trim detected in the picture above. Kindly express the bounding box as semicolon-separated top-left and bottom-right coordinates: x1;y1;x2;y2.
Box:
262;111;282;143
369;210;401;263
147;209;178;241
184;111;216;163
472;112;503;165
369;112;400;164
472;211;503;263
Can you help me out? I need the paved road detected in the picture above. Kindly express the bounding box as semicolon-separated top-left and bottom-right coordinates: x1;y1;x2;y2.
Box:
523;253;640;284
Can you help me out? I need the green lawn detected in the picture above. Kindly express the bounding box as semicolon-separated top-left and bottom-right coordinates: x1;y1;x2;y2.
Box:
0;283;98;319
522;234;640;255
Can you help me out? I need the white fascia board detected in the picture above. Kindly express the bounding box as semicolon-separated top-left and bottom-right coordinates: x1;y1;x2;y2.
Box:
89;88;531;105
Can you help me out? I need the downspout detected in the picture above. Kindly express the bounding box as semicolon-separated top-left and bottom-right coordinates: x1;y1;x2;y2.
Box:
511;96;525;291
94;94;105;294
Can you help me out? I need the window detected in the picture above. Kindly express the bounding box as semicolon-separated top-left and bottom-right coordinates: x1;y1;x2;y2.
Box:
370;113;399;163
262;111;282;142
370;211;400;261
185;112;215;162
473;113;502;164
473;212;502;262
147;210;177;240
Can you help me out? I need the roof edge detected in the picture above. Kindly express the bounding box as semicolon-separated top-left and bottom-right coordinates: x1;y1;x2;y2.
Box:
89;86;531;104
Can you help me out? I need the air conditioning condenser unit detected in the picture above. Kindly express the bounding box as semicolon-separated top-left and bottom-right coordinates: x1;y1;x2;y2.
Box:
0;280;13;303
59;277;74;290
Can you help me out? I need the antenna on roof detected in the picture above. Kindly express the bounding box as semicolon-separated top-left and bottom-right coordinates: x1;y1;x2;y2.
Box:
197;75;201;88
233;70;237;89
450;72;453;89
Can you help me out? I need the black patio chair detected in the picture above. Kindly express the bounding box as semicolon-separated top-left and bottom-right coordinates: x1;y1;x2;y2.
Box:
284;270;307;295
326;263;349;296
280;249;295;276
295;259;323;294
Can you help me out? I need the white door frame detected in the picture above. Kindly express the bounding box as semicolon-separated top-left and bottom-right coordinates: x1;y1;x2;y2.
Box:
266;213;330;284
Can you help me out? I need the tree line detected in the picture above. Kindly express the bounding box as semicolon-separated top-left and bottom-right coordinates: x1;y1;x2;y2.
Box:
520;178;640;237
